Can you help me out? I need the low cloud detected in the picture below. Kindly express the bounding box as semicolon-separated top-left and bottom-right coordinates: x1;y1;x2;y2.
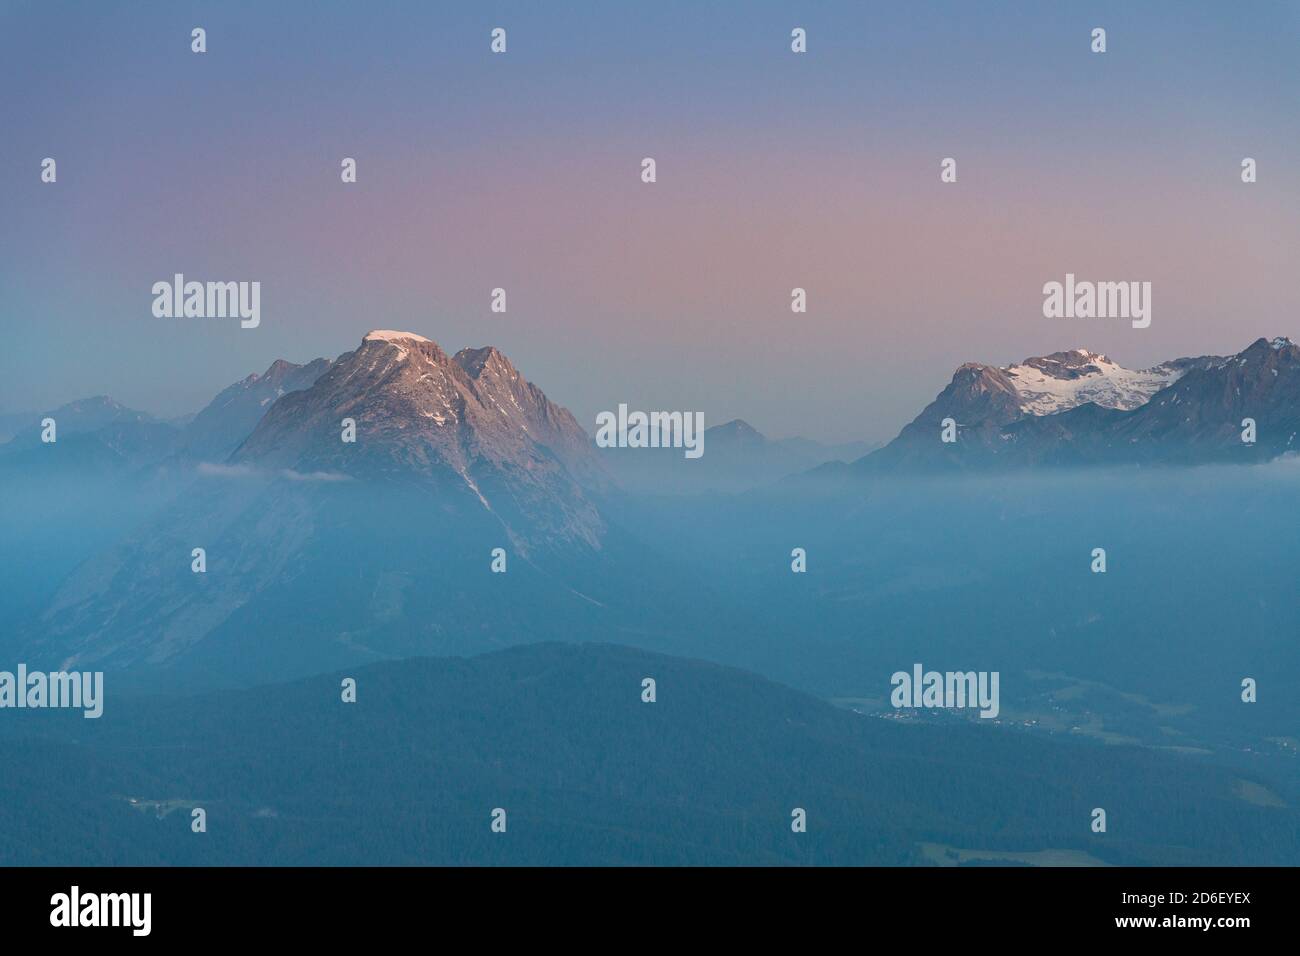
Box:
196;462;351;483
281;468;351;482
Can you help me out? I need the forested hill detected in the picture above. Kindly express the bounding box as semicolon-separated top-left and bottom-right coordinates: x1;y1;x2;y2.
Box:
1;642;1294;866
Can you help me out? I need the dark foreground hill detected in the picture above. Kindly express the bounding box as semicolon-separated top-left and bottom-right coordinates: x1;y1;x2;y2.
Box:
1;643;1294;866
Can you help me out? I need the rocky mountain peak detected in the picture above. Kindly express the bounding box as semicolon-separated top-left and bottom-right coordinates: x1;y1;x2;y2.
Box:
263;358;299;378
708;419;766;443
233;330;605;551
454;345;515;379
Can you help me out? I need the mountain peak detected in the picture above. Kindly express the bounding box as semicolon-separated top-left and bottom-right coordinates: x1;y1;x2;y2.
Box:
1249;336;1295;354
240;358;301;386
454;346;517;380
1233;336;1298;363
264;358;298;377
1000;347;1191;415
52;395;153;422
235;330;606;550
358;329;450;365
363;329;432;344
708;419;766;443
178;356;332;461
864;335;1295;472
1054;347;1113;365
64;395;122;409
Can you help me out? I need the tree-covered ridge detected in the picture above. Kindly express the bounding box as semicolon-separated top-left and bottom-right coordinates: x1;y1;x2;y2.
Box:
1;643;1293;866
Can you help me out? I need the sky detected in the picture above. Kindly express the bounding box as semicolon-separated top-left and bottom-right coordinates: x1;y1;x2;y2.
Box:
2;0;1298;443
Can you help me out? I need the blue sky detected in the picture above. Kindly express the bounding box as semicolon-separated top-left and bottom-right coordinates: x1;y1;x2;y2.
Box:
2;1;1298;442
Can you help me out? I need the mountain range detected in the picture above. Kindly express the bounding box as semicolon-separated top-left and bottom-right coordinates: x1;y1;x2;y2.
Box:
825;336;1299;475
6;333;1296;487
4;330;1297;687
0;362;329;474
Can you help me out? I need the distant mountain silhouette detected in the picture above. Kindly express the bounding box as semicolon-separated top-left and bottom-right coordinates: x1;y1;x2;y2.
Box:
602;417;875;493
0;396;180;474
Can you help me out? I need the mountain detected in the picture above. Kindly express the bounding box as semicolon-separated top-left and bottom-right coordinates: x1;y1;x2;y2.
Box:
39;395;156;431
176;357;332;461
0;396;181;474
1;642;1293;866
602;418;875;493
2;358;331;473
232;330;606;550
997;349;1220;416
704;418;771;451
851;337;1297;472
9;330;688;688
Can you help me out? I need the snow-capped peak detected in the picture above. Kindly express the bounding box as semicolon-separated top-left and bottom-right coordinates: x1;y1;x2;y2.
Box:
1067;348;1112;364
1270;336;1293;350
364;330;432;344
1002;349;1182;416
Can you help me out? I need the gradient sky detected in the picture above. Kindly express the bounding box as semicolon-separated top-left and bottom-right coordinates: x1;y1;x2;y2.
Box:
3;1;1298;443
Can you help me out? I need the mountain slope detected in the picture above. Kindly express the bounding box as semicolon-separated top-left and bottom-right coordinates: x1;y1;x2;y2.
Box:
177;357;332;461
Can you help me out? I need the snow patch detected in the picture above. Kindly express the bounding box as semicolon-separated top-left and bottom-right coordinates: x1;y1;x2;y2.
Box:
1003;352;1184;416
364;329;432;344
